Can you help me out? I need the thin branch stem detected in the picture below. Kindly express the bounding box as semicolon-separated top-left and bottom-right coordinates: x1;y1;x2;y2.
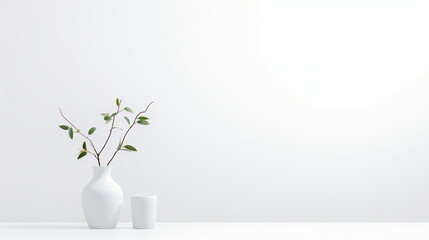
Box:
107;101;154;166
59;108;101;166
83;150;97;157
98;104;120;157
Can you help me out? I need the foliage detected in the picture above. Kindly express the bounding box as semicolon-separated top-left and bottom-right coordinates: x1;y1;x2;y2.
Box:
58;99;154;166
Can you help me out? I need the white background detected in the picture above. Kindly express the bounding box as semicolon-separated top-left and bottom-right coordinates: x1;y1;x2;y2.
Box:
1;0;429;221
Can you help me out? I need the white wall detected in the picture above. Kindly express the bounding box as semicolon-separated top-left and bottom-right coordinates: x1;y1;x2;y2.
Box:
1;0;429;221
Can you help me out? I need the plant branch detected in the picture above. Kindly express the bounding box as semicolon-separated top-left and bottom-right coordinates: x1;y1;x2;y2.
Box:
83;150;97;157
107;101;154;166
98;104;120;157
59;108;101;166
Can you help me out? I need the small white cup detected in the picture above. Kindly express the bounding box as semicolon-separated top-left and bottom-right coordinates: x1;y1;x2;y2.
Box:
131;195;157;229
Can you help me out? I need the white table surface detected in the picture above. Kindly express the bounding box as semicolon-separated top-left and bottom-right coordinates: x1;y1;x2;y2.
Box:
1;222;429;240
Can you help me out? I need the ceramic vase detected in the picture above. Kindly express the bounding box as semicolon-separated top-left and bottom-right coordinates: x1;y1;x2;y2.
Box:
82;166;123;229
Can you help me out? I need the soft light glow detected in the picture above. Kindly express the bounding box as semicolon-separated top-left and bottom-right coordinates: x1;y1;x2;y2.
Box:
260;0;429;109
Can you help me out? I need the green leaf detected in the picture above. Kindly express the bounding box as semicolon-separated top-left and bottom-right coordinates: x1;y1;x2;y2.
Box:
100;113;110;117
59;125;69;130
88;127;96;135
111;112;118;117
124;116;130;125
82;142;87;150
113;127;123;131
116;98;120;107
77;151;87;159
138;116;149;120
124;107;133;113
137;120;150;125
124;145;137;151
104;116;111;121
68;127;73;139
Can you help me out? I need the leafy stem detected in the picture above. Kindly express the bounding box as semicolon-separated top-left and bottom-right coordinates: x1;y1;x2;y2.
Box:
98;103;121;156
107;101;154;166
58;108;101;166
83;149;97;157
59;99;153;166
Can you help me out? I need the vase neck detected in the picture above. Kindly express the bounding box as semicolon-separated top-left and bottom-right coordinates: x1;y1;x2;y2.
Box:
92;166;112;180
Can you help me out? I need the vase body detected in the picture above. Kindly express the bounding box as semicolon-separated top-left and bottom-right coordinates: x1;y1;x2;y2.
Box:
82;166;123;229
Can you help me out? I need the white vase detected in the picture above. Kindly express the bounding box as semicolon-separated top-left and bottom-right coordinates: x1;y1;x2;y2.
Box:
82;166;123;229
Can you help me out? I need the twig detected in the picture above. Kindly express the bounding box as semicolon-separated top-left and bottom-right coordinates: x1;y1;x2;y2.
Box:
59;108;101;166
83;150;97;157
98;104;120;157
107;101;154;166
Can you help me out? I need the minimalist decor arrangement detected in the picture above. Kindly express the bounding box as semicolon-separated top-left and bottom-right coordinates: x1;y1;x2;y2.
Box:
58;99;154;229
131;195;158;229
